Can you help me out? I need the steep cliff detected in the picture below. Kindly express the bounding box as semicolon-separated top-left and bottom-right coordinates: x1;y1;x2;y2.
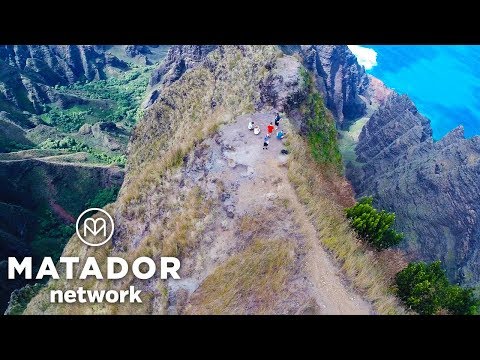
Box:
144;45;217;106
350;93;480;288
281;45;369;129
0;155;124;313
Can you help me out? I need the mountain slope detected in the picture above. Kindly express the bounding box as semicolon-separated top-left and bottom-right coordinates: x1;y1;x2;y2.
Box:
24;45;394;315
348;93;480;289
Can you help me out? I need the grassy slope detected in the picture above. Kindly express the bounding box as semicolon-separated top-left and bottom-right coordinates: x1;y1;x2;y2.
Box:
286;121;405;314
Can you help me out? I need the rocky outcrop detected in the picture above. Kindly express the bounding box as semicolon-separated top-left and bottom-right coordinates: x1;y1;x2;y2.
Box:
125;45;153;58
349;92;480;288
146;45;369;129
282;45;369;129
259;55;308;131
145;45;217;107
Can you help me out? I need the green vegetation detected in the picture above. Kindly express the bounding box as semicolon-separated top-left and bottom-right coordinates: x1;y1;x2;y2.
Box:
300;68;342;170
345;196;404;250
39;137;126;166
40;106;94;132
31;186;120;261
5;283;45;315
58;65;153;128
85;186;120;208
30;210;75;260
396;261;480;315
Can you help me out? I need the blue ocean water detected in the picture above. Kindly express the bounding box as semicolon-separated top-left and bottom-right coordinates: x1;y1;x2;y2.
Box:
365;45;480;139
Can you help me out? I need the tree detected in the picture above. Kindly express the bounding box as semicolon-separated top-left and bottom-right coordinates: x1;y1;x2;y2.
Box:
395;261;449;315
443;285;480;315
345;197;403;250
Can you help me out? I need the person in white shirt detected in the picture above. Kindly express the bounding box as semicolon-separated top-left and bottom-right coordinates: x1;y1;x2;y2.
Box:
248;121;255;130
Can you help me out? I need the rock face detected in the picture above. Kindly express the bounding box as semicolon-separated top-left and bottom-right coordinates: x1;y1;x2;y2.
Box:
145;45;217;106
349;92;480;288
282;45;369;129
146;45;369;130
259;55;308;131
0;45;130;115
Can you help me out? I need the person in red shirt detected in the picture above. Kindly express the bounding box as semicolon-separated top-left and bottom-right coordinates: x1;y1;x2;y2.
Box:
267;122;275;137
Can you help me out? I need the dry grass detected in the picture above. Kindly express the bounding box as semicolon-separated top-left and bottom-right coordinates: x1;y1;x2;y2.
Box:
185;239;294;314
237;209;280;241
285;121;406;315
159;186;212;257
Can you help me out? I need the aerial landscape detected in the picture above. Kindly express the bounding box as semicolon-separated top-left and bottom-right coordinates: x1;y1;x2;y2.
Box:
1;45;479;315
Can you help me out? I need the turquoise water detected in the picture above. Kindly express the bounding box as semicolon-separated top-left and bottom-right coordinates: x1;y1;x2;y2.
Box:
365;45;480;139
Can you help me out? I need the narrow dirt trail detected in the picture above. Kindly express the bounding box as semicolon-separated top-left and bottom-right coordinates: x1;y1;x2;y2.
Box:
207;112;372;314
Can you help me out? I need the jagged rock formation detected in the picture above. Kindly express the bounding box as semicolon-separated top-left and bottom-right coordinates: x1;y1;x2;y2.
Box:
349;93;480;288
281;45;369;129
145;45;217;107
0;45;130;116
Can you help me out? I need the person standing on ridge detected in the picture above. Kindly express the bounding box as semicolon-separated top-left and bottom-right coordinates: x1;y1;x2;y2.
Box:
267;122;275;137
274;113;281;127
263;135;269;150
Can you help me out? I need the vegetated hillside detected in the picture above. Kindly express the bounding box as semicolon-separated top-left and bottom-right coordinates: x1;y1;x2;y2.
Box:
24;45;405;315
0;45;168;157
348;93;480;290
0;157;124;313
0;45;168;313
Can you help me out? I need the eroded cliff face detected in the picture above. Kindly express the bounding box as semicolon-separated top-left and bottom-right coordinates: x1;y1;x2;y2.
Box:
0;45;130;115
281;45;369;129
145;45;217;107
349;93;480;287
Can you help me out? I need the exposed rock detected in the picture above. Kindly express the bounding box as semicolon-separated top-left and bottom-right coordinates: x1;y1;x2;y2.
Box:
144;45;217;107
365;75;392;107
149;45;217;88
349;92;480;288
259;55;307;128
78;123;92;135
282;45;369;128
125;45;153;58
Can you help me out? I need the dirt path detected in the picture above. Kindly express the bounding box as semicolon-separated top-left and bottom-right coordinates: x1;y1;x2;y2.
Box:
218;112;372;314
167;111;372;314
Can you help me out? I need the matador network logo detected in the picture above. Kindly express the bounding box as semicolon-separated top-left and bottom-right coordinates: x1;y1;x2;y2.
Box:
76;208;115;247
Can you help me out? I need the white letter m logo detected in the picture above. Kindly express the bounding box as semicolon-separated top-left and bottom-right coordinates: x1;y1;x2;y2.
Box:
83;217;107;237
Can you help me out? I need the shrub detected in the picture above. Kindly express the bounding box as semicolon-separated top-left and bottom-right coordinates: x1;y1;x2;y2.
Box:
300;67;342;171
39;137;126;166
30;211;75;261
396;261;448;314
86;186;120;209
395;261;480;315
5;283;45;315
443;285;480;315
345;197;403;250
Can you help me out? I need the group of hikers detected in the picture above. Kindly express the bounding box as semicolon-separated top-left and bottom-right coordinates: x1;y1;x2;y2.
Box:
247;113;285;150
